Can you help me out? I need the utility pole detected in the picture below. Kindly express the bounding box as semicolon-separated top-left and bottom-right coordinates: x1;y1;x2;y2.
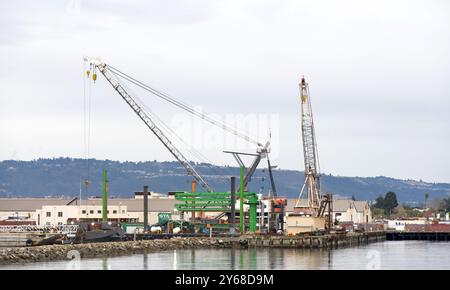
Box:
102;169;108;222
191;180;197;224
230;177;236;235
239;166;245;233
143;185;149;231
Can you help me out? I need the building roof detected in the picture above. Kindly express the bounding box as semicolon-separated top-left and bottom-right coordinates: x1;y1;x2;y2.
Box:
0;198;71;211
332;199;369;212
285;198;307;212
353;200;369;212
333;200;353;212
0;198;178;213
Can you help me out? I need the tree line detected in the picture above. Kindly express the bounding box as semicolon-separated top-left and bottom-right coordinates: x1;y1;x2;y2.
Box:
373;191;450;218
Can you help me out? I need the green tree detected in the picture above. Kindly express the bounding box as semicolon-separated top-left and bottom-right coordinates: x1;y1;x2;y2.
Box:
374;196;385;209
373;208;385;218
443;197;450;212
384;191;399;215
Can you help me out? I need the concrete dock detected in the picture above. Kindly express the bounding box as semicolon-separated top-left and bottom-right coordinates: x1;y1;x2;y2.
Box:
242;232;386;249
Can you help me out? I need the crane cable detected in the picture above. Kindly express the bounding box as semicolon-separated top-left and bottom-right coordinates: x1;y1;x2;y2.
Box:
83;62;93;199
82;60;87;205
107;65;263;147
83;59;221;190
115;73;236;182
306;84;322;193
123;81;226;181
119;78;212;166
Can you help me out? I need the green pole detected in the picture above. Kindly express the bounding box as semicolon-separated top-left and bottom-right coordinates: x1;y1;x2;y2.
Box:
249;194;257;232
240;166;244;233
102;169;108;222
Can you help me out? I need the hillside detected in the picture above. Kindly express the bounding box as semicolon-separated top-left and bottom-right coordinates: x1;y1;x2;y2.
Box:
0;158;449;205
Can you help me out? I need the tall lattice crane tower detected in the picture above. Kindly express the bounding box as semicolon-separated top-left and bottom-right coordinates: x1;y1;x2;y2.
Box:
295;76;321;215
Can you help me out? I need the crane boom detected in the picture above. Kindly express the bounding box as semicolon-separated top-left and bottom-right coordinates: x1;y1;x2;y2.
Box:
300;77;319;177
267;156;278;198
84;57;212;192
295;77;321;213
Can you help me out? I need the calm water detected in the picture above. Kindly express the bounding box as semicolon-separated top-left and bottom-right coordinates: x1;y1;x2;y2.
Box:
1;241;450;270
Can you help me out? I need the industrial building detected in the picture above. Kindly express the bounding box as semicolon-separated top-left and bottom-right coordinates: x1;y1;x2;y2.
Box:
0;195;372;229
0;194;179;226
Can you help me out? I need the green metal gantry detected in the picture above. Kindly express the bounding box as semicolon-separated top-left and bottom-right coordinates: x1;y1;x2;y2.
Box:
175;174;258;233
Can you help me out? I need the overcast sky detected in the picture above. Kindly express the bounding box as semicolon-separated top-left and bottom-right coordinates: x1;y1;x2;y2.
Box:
0;0;449;183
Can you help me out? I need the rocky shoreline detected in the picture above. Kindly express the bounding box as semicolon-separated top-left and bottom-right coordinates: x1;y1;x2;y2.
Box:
0;232;386;266
0;237;240;265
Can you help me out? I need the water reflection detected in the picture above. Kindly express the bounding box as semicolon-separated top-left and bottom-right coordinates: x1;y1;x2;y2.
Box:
239;250;244;269
190;249;195;270
2;241;450;270
173;250;177;270
143;253;148;270
101;257;110;270
327;249;332;270
230;248;235;270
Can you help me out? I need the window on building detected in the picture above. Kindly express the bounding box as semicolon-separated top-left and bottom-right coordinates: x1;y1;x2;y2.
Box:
46;212;51;217
122;210;125;214
113;210;117;214
107;210;109;214
98;210;101;214
58;222;63;225
58;212;63;217
82;210;86;214
90;210;94;214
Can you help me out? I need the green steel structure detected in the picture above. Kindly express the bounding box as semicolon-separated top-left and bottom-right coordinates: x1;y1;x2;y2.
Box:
239;167;244;232
248;194;258;232
174;186;258;233
102;169;108;222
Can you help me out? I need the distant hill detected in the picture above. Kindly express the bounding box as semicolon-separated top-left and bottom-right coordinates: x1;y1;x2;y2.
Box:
0;158;449;205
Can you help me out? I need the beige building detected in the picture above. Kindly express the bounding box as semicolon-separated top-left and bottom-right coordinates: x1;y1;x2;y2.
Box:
0;198;75;222
285;198;372;224
333;200;372;224
0;197;179;226
35;204;136;226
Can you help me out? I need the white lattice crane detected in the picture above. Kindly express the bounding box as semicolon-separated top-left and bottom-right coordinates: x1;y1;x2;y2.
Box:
295;77;322;215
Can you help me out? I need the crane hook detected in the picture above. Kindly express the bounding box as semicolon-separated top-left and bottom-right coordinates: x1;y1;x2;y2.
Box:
92;67;97;83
